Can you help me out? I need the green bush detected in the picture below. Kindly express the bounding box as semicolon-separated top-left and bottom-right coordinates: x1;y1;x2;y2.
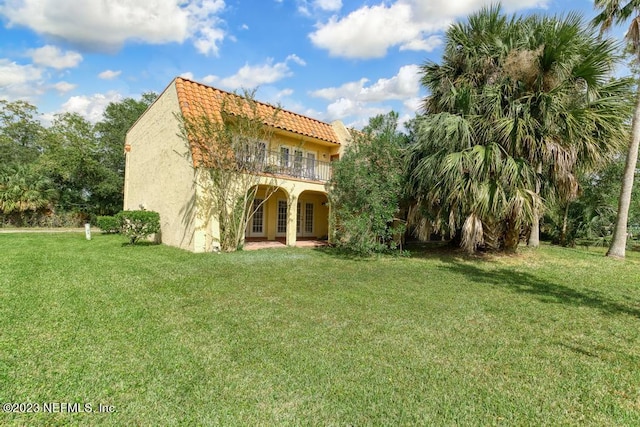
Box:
115;210;160;245
97;215;120;234
328;112;406;255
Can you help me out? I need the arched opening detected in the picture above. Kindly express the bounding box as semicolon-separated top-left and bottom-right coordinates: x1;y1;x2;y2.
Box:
296;190;329;241
245;185;290;242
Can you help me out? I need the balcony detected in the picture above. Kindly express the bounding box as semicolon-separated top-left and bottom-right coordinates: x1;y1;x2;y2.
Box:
236;149;332;183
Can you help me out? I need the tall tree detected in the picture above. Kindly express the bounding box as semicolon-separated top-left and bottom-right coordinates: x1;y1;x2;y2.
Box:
594;1;640;258
0;100;45;166
95;92;157;175
408;6;631;253
328;111;407;255
37;113;104;213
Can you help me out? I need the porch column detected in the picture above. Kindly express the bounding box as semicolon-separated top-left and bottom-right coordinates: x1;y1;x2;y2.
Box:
286;193;298;247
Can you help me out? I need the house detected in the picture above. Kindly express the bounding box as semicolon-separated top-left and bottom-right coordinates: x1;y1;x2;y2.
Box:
123;77;351;252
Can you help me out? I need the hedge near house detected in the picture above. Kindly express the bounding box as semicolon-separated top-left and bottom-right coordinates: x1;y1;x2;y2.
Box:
96;215;120;234
115;210;160;245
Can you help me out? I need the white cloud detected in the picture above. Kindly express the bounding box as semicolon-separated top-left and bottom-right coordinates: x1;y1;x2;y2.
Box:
28;45;82;69
314;0;341;12
311;64;421;102
297;2;311;16
52;81;76;93
98;70;122;80
310;65;423;127
277;88;294;98
254;87;297;108
325;98;387;126
0;0;226;55
202;74;218;84
180;72;195;80
311;78;368;100
403;96;422;114
0;59;45;100
219;61;290;88
60;91;122;123
309;0;548;59
400;35;443;52
296;0;341;15
286;54;306;66
216;55;306;89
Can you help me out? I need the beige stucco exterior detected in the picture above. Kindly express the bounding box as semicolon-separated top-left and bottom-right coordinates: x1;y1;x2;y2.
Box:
124;78;350;253
124;81;203;251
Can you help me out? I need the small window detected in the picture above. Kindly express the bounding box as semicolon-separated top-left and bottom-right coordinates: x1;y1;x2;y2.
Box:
280;147;290;168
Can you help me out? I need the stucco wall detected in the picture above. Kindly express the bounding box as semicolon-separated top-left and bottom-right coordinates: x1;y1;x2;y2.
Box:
124;81;199;251
331;120;352;157
270;132;337;161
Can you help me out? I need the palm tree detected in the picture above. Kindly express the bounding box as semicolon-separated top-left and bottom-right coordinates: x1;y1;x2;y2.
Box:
594;1;640;258
0;165;57;225
407;113;538;252
408;6;631;253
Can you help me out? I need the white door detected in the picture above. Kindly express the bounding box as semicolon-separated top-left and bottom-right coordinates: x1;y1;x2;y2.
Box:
248;199;265;237
296;201;314;237
276;200;287;236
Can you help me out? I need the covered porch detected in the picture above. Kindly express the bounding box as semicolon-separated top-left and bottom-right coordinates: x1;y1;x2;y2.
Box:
246;185;329;247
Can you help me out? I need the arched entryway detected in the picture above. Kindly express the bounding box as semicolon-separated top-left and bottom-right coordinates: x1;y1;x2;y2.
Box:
295;190;329;241
245;186;329;247
245;185;290;243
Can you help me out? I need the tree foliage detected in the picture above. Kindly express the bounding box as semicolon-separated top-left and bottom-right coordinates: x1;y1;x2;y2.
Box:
328;112;406;255
179;89;280;252
0;165;57;225
0;100;44;166
545;156;640;246
593;0;640;258
116;210;160;244
0;94;155;226
407;6;632;253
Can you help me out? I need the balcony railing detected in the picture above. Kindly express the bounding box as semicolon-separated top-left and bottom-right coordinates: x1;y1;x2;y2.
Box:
236;149;332;182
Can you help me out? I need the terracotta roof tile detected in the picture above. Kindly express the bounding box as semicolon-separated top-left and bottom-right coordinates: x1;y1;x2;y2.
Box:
175;77;340;145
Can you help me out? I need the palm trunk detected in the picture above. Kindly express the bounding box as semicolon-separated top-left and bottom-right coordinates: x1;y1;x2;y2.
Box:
528;163;542;247
504;219;520;252
606;88;640;259
560;202;569;247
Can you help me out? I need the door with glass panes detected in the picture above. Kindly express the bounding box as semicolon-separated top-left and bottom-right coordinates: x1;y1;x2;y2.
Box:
248;199;266;237
296;201;314;237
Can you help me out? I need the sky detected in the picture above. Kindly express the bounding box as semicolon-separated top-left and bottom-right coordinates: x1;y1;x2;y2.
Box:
0;0;612;129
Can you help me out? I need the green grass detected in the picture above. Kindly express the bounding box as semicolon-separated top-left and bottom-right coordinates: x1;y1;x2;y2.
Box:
1;233;639;426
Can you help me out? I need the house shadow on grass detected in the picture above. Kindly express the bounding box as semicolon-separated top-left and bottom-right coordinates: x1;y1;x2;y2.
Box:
435;257;640;319
311;245;395;261
313;241;640;318
120;241;161;247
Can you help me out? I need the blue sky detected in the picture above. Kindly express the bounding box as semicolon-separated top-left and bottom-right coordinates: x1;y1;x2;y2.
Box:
0;1;611;128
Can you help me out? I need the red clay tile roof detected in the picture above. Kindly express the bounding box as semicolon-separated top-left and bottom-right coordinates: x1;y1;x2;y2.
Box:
174;77;340;145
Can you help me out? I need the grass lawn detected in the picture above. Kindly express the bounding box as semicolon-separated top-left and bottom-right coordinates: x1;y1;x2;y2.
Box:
1;233;639;425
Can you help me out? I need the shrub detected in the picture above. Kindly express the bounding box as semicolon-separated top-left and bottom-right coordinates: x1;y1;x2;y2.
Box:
115;210;160;245
97;215;120;234
328;112;406;255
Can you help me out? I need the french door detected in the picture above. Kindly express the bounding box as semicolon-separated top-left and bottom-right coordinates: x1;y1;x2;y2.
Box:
296;202;314;237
